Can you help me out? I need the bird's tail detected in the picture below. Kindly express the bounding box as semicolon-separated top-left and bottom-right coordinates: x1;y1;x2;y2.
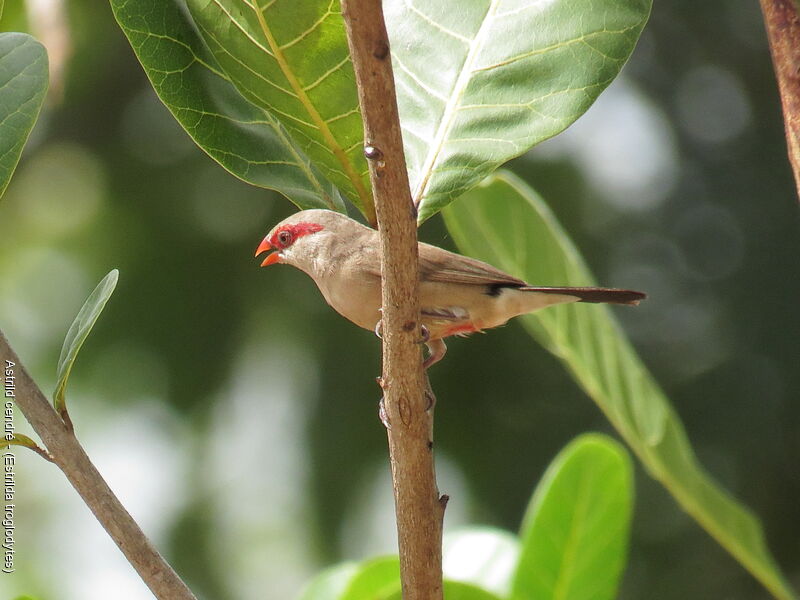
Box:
518;286;646;306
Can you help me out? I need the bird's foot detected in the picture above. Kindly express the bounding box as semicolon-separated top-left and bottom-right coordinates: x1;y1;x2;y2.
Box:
422;338;447;370
424;387;436;411
374;308;384;339
418;324;430;344
375;319;429;345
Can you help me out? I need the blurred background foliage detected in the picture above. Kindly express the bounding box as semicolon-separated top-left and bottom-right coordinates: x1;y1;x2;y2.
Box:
0;0;798;599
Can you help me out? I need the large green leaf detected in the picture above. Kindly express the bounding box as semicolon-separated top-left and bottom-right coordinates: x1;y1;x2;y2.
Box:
185;0;373;221
442;527;519;598
512;434;632;600
54;270;119;417
441;581;502;600
383;581;502;600
110;0;343;212
0;32;48;201
442;171;796;600
0;0;29;32
384;0;650;223
339;556;400;600
298;562;359;600
298;558;400;600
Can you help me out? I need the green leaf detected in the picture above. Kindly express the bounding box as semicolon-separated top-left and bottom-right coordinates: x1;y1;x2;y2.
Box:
185;0;374;222
298;557;399;600
1;433;41;451
382;581;502;600
383;0;651;223
0;0;29;32
442;527;519;598
298;562;359;600
442;171;796;600
442;581;503;600
0;433;52;461
0;32;48;201
340;556;400;600
511;434;632;600
110;0;342;212
53;270;119;416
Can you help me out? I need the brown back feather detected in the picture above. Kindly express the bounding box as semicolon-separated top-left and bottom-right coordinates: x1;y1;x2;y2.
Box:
418;242;525;287
384;241;645;306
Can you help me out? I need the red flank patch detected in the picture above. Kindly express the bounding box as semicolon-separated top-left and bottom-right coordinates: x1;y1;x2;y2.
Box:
442;323;478;338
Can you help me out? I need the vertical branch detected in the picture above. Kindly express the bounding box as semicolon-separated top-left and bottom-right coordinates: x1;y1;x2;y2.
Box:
0;330;196;600
340;1;445;599
760;0;800;200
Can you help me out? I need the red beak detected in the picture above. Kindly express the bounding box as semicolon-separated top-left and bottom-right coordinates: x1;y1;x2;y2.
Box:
255;237;281;266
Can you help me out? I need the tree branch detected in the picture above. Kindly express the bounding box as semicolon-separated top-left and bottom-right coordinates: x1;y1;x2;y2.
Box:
760;0;800;200
340;2;445;599
0;329;196;600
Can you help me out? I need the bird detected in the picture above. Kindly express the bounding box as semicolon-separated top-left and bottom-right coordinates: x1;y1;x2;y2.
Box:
255;209;645;368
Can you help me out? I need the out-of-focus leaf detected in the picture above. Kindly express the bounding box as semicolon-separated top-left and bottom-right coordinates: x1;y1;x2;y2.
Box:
340;556;400;600
442;527;519;598
384;0;650;223
110;0;343;212
298;562;359;600
442;581;502;600
299;557;399;600
383;581;502;600
0;32;48;201
442;171;796;600
0;433;51;461
0;433;40;450
512;434;632;600
54;270;119;415
0;0;29;32
185;0;373;222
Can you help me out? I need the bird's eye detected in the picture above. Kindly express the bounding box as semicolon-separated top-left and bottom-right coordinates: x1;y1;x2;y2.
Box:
277;230;293;247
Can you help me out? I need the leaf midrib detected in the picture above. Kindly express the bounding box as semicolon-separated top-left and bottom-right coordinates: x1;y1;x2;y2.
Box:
249;0;374;221
412;0;500;207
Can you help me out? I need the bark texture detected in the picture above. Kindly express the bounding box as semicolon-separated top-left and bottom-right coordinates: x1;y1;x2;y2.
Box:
760;0;800;200
340;1;446;598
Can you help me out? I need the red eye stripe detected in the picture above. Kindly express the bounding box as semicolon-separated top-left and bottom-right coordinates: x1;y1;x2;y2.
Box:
269;222;324;248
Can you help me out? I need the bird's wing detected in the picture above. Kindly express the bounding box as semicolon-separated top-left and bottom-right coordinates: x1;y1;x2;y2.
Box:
418;242;525;287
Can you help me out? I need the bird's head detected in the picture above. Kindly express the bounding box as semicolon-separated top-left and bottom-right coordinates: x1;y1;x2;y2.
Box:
254;209;358;271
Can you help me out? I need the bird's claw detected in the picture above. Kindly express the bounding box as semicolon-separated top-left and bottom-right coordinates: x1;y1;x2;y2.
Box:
422;338;447;370
418;324;430;344
378;396;391;429
424;388;436;411
375;320;428;345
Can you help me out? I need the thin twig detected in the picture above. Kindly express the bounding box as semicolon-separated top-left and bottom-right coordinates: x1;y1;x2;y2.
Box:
340;1;445;599
760;0;800;200
0;329;196;600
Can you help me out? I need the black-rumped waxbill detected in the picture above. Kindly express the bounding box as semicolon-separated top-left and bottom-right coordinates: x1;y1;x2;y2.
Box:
255;209;645;368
